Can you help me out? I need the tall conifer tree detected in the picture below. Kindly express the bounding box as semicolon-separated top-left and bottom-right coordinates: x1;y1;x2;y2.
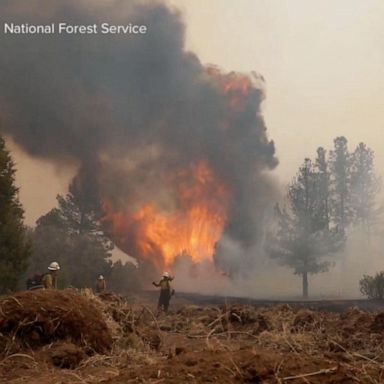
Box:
0;136;31;293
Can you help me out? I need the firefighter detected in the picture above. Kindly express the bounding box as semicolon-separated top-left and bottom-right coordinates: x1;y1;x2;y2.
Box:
95;274;107;293
42;261;60;289
152;272;174;313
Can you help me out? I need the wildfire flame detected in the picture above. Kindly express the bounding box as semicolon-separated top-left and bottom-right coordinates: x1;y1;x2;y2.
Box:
102;69;259;271
103;160;231;269
207;67;253;112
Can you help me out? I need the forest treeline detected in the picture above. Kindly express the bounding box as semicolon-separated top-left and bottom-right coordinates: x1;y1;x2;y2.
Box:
0;135;381;297
268;136;381;297
0;135;139;294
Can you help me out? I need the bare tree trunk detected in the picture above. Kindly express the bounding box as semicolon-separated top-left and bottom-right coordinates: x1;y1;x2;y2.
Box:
302;271;309;299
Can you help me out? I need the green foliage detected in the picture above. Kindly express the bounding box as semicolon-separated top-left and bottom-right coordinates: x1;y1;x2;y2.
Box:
268;157;344;297
28;177;112;289
360;272;384;299
28;176;140;293
0;136;31;293
329;136;352;231
269;136;381;297
314;147;330;230
350;143;381;230
30;222;112;289
329;138;381;232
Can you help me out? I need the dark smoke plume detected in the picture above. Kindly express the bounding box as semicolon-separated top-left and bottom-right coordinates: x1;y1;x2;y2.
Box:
0;0;278;273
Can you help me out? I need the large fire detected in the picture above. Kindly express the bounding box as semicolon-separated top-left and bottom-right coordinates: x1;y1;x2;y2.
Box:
207;66;253;113
102;70;258;270
103;160;231;269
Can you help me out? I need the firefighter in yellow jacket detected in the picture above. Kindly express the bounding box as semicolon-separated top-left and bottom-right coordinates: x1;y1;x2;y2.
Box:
152;272;174;312
42;261;60;289
95;275;107;293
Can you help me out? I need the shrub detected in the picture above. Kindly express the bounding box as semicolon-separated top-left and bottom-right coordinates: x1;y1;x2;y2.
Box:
360;272;384;299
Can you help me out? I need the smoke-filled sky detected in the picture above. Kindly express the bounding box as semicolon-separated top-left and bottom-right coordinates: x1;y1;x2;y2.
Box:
173;0;384;173
1;0;383;296
0;0;279;273
6;0;383;227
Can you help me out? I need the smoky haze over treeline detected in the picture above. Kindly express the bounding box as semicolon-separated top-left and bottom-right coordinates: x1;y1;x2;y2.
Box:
0;0;278;275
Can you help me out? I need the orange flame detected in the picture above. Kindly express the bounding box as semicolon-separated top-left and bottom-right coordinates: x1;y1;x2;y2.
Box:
102;68;258;271
103;160;231;269
207;67;253;112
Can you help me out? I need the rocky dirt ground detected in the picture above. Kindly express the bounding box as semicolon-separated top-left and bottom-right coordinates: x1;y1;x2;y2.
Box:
0;289;384;383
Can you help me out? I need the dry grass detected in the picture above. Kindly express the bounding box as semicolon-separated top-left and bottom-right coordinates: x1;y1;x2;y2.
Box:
1;290;384;383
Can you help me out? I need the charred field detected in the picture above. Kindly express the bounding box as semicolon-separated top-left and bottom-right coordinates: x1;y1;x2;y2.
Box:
0;289;384;383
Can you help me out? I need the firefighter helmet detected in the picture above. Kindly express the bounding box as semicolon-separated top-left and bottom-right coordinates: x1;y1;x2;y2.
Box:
48;261;60;271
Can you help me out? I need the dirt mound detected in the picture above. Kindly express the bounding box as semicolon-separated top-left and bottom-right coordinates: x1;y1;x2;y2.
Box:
252;314;271;334
50;342;86;369
340;307;372;332
370;312;384;332
293;309;317;329
227;305;258;324
1;296;383;383
98;291;122;303
0;289;112;353
108;347;353;384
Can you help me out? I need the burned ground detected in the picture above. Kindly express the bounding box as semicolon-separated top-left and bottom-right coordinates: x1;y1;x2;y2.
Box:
0;290;383;383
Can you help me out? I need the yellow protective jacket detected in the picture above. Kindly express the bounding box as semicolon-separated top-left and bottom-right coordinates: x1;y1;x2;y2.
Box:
42;273;57;289
154;278;172;291
96;279;106;293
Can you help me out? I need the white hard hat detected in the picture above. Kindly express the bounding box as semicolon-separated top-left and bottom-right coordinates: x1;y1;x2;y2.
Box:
162;272;169;278
48;261;60;271
98;275;104;280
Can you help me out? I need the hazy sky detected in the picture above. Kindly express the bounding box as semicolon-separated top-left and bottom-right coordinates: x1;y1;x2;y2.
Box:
170;0;384;174
11;0;384;225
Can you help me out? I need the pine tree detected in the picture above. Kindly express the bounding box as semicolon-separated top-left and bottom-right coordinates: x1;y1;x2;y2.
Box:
57;176;112;250
56;174;103;235
350;143;381;231
0;136;31;293
30;177;113;288
268;158;343;298
314;147;330;230
329;136;352;232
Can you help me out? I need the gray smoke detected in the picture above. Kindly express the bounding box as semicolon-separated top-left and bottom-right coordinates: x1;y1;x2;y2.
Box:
0;0;277;272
